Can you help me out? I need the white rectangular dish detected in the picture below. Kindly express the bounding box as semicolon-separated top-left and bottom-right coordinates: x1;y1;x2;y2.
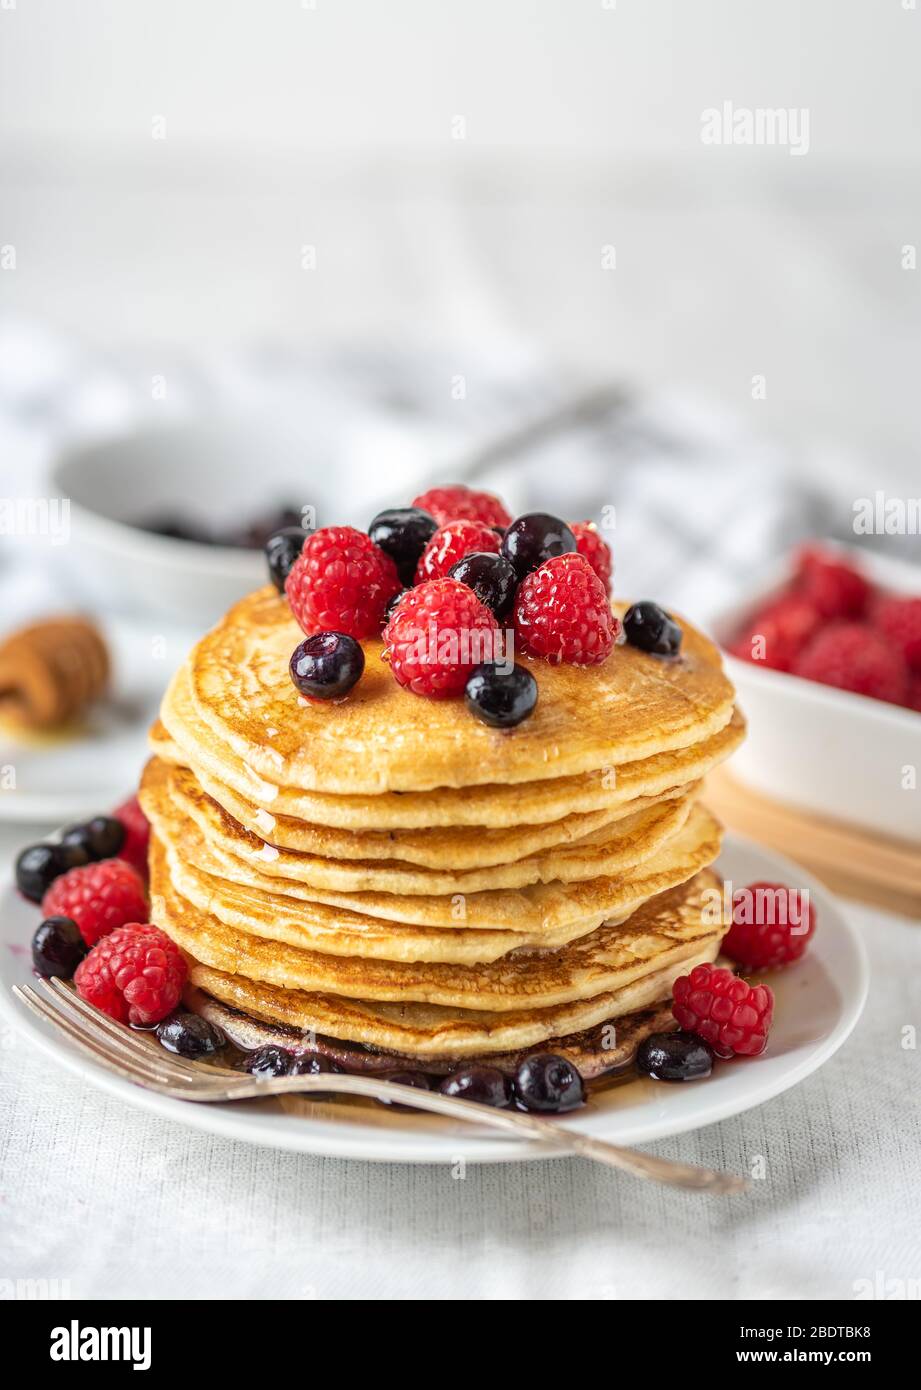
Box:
706;542;921;843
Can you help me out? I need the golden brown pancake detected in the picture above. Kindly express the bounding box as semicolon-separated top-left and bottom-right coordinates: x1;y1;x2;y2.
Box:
186;587;736;793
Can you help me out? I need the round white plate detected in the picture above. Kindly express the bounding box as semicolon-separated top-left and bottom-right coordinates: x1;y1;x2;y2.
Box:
0;834;868;1163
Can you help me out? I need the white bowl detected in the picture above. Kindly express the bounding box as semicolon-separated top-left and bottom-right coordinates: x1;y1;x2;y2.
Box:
708;542;921;843
48;421;326;627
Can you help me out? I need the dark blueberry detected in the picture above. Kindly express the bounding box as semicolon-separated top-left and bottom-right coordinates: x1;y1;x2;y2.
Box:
448;551;518;619
31;916;87;978
156;1011;226;1059
56;837;92;871
500;512;576;582
290;632;365;701
491;525;507;539
635;1030;712;1082
368;507;438;586
465;663;538;728
514;1052;585;1114
288;1053;343;1076
377;1070;432;1110
61;815;125;863
15;843;68;903
623;601;682;656
384;588;410;623
245;1045;292;1078
265;525;309;592
439;1065;513;1108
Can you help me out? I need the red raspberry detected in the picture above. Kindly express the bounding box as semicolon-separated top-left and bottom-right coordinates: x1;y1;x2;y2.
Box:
794;545;871;619
42;858;149;947
672;963;774;1058
513;553;617;665
414;519;501;584
75;923;187;1026
792;621;907;704
724;881;816;969
114;795;150;879
383;578;499;697
728;595;821;672
570;521;613;591
905;674;921;713
285;526;400;640
874;594;921;673
411;485;511;529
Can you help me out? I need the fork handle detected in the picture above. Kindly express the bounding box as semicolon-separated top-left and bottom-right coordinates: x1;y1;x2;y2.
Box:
207;1072;747;1193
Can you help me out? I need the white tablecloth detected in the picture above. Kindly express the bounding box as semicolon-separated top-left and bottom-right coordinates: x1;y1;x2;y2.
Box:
1;857;917;1301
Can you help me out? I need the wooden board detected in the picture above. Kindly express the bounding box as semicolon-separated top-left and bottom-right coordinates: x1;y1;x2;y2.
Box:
705;768;921;919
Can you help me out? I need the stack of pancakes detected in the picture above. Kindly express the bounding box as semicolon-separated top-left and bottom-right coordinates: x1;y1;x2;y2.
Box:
141;586;745;1077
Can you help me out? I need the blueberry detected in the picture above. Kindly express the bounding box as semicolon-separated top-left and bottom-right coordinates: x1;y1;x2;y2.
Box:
368;507;438;586
465;663;538;728
62;815;125;863
500;512;576;582
623;601;682;656
31;917;87;978
384;588;410;624
448;551;518;619
288;1053;343;1076
635;1031;712;1082
245;1045;292;1078
377;1070;432;1109
15;843;68;903
290;632;365;701
157;1011;226;1058
56;837;92;871
514;1052;585;1113
439;1065;513;1108
265;526;309;593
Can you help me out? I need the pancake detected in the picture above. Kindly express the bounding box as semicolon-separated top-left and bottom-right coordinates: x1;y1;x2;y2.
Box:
187;587;736;793
191;987;678;1081
156;663;745;829
151;831;726;1009
147;758;698;895
158;828;643;964
184;874;723;1056
144;768;723;933
169;757;694;867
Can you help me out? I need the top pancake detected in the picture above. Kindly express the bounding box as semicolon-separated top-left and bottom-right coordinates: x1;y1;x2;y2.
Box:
187;587;735;794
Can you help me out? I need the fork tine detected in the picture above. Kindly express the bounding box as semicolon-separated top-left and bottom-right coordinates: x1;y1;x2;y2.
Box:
13;984;187;1093
41;979;209;1081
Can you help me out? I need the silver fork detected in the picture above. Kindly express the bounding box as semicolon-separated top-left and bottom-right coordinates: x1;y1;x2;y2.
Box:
13;979;747;1193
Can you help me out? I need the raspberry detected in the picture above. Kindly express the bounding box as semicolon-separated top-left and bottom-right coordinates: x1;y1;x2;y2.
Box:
513;553;617;665
74;923;187;1025
792;621;907;704
414;519;501;584
794;545;871;619
672;963;774;1058
724;881;816;969
570;521;613;591
41;858;149;947
729;595;821;672
411;485;511;529
905;674;921;713
874;594;921;672
114;795;150;879
383;578;499;697
285;526;400;640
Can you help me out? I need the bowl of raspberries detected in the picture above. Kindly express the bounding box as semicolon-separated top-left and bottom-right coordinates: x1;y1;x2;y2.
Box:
714;542;921;841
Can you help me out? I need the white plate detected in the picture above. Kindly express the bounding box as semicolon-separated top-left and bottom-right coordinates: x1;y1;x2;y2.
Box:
0;835;867;1163
0;617;188;823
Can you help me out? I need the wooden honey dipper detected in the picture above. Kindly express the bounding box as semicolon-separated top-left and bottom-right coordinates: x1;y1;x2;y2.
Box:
0;616;110;731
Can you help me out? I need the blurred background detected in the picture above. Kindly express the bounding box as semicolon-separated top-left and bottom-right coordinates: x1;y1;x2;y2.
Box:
1;0;920;818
